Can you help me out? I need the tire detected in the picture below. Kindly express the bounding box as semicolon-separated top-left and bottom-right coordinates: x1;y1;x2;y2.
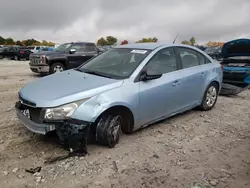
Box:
200;82;219;111
0;55;3;59
49;62;65;74
96;114;123;148
14;55;19;61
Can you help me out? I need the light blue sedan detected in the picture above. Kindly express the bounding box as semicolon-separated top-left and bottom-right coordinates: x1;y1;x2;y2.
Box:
15;43;223;153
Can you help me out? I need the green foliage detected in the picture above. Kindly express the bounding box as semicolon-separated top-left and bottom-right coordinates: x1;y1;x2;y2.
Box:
0;36;55;46
0;36;5;44
181;37;196;46
190;37;196;46
97;36;118;46
97;37;108;46
106;36;117;45
181;40;190;45
16;40;23;46
4;37;15;45
136;37;158;43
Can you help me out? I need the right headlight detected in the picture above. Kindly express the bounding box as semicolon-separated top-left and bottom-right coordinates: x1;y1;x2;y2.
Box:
44;99;89;120
40;55;46;64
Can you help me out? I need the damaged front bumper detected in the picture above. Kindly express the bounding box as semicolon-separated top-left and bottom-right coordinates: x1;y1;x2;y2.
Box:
16;107;55;135
15;101;92;153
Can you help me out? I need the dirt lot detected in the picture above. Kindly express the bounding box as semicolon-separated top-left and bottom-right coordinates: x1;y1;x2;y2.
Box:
0;59;249;188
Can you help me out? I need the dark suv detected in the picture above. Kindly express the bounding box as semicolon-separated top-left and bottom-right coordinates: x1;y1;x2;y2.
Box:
29;42;101;74
0;46;33;60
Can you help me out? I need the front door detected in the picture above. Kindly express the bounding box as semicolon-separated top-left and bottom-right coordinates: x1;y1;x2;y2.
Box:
138;47;183;125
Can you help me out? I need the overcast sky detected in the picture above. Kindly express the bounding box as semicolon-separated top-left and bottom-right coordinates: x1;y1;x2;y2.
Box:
0;0;249;44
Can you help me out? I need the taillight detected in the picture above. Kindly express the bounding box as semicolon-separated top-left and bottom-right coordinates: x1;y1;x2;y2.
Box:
20;51;24;54
220;64;224;70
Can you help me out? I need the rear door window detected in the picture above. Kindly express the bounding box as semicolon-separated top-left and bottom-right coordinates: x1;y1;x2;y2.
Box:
85;43;96;53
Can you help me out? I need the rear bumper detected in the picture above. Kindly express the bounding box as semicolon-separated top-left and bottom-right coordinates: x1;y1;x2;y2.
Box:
29;65;49;73
15;104;55;135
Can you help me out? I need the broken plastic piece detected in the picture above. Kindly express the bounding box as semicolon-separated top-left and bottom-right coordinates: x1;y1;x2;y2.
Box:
25;166;41;174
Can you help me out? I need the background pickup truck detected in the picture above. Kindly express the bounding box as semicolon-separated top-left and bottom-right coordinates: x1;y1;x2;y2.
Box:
29;42;101;74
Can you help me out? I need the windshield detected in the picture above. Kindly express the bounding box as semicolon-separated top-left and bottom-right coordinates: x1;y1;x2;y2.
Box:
78;48;151;79
54;43;71;52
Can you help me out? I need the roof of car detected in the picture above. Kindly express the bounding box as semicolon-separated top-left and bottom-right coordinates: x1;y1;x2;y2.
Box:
116;43;166;50
116;43;198;50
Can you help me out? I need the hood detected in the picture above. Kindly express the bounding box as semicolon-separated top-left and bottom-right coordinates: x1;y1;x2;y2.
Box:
19;70;123;107
221;38;250;58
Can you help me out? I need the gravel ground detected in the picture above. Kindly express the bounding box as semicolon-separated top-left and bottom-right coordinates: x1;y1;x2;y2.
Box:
0;59;249;188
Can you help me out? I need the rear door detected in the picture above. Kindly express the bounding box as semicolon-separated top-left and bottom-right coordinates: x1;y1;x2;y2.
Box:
81;43;99;65
67;43;97;69
175;47;208;109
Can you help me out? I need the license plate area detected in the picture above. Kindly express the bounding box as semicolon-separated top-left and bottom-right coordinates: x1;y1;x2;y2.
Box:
21;109;30;119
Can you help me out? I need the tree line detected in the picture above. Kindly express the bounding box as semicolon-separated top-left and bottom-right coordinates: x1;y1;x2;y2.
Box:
0;35;224;48
0;36;55;47
97;36;224;47
96;36;159;46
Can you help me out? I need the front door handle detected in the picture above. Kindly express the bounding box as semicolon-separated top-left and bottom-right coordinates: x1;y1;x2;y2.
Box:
201;72;205;76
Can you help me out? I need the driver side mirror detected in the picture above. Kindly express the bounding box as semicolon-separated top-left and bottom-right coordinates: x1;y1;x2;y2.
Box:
141;69;162;81
69;48;76;54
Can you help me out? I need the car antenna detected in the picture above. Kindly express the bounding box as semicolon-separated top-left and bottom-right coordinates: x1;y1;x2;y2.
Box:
173;33;179;44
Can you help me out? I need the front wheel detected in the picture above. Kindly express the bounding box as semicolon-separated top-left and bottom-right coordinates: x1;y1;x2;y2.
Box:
96;114;123;148
200;83;219;111
50;62;65;74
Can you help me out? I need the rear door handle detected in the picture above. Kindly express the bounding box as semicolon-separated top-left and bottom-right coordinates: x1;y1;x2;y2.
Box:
172;80;180;86
201;72;205;76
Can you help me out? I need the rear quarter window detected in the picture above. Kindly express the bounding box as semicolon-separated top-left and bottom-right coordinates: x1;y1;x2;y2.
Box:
205;56;212;64
197;52;206;65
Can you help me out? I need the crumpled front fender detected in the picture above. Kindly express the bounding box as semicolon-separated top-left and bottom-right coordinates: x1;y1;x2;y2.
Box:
71;94;136;124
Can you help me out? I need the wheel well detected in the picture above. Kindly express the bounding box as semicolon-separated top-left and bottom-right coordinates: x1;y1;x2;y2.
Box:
50;60;66;67
211;81;220;90
96;105;135;134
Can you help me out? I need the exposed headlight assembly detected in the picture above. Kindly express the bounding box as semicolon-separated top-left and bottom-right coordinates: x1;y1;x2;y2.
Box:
44;99;89;120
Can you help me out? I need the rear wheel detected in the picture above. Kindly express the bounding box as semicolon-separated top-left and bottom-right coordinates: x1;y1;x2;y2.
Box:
0;55;3;59
96;114;123;148
50;62;65;74
200;82;218;111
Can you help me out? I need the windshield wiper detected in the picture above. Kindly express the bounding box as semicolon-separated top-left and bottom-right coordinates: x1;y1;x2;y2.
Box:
81;69;113;78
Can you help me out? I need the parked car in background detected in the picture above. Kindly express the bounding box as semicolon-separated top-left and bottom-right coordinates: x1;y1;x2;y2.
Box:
16;43;222;153
220;38;250;88
29;42;101;74
38;46;55;52
27;46;46;53
0;46;33;60
204;47;222;60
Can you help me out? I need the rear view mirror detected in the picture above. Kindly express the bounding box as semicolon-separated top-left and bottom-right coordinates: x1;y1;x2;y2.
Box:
141;69;162;81
69;49;76;54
